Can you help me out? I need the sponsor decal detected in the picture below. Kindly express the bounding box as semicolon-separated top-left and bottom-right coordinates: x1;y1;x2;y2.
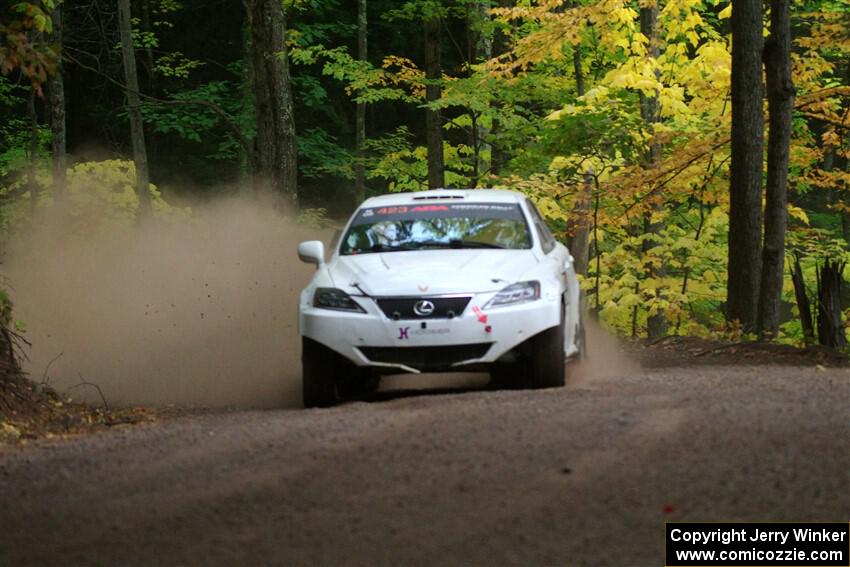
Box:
472;305;488;324
418;327;449;336
411;205;449;212
398;326;450;340
451;204;515;212
354;202;524;225
376;206;409;215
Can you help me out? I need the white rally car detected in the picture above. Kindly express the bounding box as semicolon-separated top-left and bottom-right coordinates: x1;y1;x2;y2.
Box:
297;189;584;407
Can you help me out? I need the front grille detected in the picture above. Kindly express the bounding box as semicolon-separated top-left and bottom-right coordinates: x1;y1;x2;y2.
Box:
358;343;492;371
375;296;472;320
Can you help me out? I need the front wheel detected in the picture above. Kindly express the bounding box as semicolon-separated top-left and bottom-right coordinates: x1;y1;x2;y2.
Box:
490;320;567;391
525;320;566;389
302;338;342;408
338;368;381;400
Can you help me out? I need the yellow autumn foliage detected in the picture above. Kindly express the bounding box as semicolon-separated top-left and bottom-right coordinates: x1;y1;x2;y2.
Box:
1;160;190;234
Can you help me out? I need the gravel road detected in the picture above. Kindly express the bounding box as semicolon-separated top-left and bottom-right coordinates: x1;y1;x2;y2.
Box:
1;364;848;566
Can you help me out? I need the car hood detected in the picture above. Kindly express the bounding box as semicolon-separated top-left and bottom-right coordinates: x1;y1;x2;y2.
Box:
329;249;540;296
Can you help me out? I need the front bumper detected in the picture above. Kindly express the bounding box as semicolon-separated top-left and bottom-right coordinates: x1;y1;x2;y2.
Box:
299;293;561;373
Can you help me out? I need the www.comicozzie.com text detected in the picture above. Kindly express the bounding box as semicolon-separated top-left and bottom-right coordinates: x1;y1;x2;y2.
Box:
670;527;848;546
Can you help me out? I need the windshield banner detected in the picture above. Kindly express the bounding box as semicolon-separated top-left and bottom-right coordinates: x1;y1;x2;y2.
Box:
351;203;525;226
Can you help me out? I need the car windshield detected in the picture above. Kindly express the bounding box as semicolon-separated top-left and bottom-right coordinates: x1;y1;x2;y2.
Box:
340;202;532;255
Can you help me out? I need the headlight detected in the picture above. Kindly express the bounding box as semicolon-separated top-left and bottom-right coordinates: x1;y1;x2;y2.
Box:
483;281;540;309
313;287;366;312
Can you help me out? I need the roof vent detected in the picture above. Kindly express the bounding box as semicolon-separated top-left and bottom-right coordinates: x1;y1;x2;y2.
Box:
411;194;465;201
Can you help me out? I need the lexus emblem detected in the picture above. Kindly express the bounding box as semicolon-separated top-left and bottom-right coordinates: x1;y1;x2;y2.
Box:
413;300;435;317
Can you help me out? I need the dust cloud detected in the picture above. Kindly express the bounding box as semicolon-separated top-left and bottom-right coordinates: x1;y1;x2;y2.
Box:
4;198;325;408
3;196;633;409
570;317;639;384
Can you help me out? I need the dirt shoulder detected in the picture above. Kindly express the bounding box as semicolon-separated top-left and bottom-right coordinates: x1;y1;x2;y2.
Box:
0;373;156;445
627;336;849;368
0;325;158;446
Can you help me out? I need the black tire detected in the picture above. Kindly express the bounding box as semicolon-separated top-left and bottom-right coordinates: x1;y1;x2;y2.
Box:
490;316;567;390
302;338;342;408
338;368;381;400
525;320;566;389
489;360;523;390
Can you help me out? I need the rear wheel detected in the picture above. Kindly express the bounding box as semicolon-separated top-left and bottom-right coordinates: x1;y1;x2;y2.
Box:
302;338;342;408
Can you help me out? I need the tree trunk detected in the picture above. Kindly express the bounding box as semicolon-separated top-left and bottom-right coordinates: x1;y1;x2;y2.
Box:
468;0;491;187
757;0;794;339
117;0;151;217
816;261;847;349
47;2;66;206
489;0;511;177
842;212;850;243
241;22;256;182
573;45;584;97
354;0;367;203
790;256;814;344
140;0;157;95
592;171;601;318
834;61;850;240
631;280;639;338
569;27;588;272
140;0;158;165
562;0;585;98
639;4;667;339
569;169;592;276
424;15;444;190
727;0;764;332
840;186;850;244
246;0;298;205
27;86;38;219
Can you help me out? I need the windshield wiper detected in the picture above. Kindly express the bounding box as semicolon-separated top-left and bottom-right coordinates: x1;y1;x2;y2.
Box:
415;239;506;250
452;240;506;249
368;243;416;252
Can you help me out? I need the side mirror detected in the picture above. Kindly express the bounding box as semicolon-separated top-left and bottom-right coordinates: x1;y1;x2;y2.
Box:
298;240;326;267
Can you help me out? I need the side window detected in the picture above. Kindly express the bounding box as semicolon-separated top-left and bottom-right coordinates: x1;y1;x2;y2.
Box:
526;201;556;254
